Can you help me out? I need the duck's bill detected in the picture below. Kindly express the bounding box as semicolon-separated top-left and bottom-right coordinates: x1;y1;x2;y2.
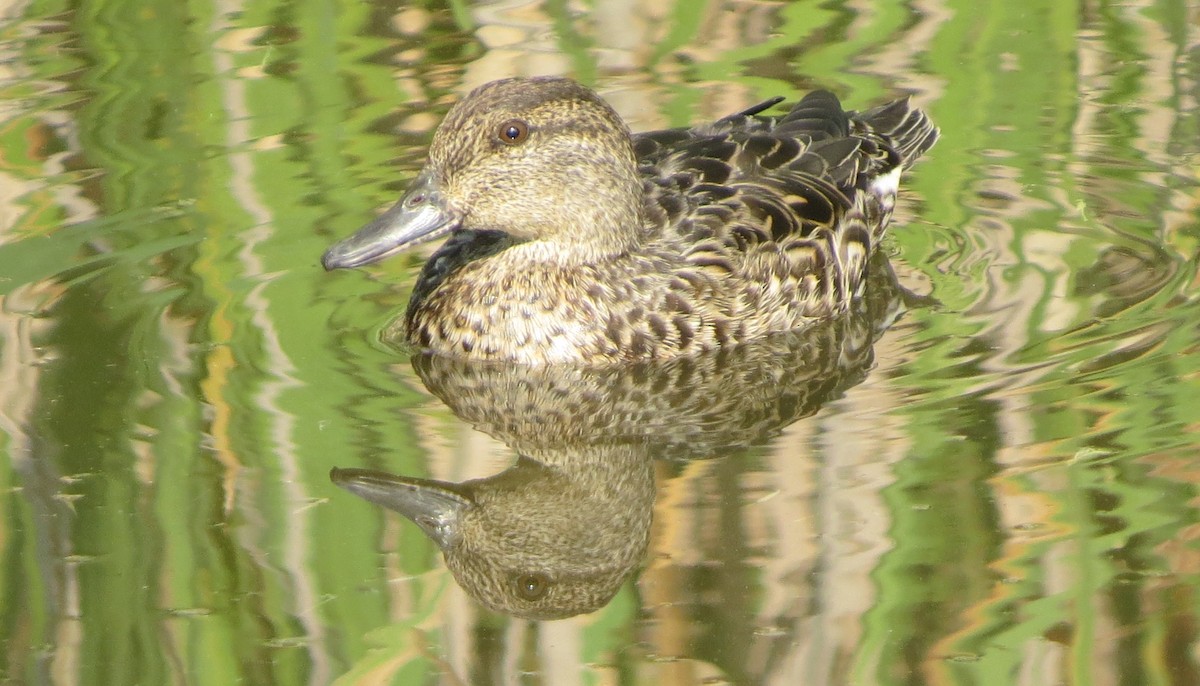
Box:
330;467;472;548
321;171;459;270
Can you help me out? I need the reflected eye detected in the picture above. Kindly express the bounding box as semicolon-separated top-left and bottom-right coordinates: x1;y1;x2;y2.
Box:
514;572;550;601
497;119;529;146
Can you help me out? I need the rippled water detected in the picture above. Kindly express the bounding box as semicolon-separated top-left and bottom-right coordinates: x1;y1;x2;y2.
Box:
1;0;1198;684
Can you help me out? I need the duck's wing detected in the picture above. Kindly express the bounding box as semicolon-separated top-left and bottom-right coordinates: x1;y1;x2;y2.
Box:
632;90;938;252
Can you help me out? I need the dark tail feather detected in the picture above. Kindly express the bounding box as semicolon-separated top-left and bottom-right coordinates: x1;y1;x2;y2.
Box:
702;96;788;135
732;95;786;118
854;97;939;169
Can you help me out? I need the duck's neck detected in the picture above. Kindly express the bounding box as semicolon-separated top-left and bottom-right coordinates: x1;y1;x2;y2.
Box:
511;192;646;266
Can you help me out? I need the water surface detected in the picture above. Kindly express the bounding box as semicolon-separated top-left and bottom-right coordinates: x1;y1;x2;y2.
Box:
1;0;1198;684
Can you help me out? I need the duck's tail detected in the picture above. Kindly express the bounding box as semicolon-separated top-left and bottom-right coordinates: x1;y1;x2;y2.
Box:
853;96;940;170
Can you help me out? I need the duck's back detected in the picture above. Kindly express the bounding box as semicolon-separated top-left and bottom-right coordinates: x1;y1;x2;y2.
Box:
631;91;937;323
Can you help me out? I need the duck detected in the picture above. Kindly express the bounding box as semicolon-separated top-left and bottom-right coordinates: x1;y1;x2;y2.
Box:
321;76;938;365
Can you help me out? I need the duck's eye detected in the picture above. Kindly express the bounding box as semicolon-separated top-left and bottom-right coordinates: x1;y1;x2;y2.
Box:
497;119;529;146
513;572;550;601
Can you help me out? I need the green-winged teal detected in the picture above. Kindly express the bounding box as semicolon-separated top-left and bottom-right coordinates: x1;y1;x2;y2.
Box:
322;76;938;365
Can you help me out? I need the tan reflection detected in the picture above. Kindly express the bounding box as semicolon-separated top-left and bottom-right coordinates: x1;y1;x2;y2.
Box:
441;0;790;133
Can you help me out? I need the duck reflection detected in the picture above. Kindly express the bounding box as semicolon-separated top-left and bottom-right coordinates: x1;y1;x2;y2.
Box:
333;252;910;620
333;445;653;620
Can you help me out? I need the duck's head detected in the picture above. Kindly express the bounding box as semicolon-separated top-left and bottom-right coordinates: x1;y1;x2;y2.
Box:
322;77;645;270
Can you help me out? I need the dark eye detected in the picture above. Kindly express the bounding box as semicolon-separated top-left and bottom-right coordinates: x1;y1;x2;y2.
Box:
497;119;529;146
514;572;549;601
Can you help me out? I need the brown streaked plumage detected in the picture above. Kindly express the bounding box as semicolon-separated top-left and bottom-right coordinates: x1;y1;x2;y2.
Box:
322;76;938;365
